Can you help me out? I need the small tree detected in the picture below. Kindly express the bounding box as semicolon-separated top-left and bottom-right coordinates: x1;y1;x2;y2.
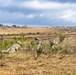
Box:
12;25;17;28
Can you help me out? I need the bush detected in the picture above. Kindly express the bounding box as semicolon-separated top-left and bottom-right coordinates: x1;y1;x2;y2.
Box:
13;35;17;42
43;43;51;51
62;44;70;54
0;39;14;50
1;40;12;50
19;33;25;42
58;33;65;43
30;40;36;47
52;45;61;54
37;32;40;34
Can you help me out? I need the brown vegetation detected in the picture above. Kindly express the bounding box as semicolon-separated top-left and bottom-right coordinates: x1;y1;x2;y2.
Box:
0;27;76;75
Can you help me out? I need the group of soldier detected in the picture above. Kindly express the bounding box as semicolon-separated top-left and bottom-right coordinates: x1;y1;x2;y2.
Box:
2;37;60;59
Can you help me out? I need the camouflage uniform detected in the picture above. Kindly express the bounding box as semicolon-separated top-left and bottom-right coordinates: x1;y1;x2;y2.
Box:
34;38;43;58
2;41;22;54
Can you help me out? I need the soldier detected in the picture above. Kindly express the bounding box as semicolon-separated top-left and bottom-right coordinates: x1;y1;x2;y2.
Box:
50;39;60;47
34;38;43;59
50;39;55;47
2;41;22;54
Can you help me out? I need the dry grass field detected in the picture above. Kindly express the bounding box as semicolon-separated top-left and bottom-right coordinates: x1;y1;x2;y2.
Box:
0;27;76;75
0;27;57;34
0;52;76;75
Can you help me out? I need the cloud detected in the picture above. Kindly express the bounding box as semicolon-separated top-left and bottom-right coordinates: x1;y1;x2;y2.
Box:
0;0;12;7
0;11;36;25
0;0;76;26
1;0;76;10
20;1;62;10
27;14;35;19
59;9;76;23
13;1;76;10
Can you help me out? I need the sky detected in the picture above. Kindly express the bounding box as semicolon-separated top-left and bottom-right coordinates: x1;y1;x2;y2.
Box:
0;0;76;27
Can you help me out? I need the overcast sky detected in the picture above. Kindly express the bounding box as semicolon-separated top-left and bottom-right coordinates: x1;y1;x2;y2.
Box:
0;0;76;27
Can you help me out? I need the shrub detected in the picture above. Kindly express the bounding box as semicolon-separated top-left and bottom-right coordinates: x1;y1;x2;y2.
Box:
0;34;3;40
19;33;25;42
62;44;70;54
0;39;14;50
1;40;11;50
13;35;17;42
58;33;65;43
52;45;61;54
30;40;36;47
43;43;51;51
37;32;40;34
